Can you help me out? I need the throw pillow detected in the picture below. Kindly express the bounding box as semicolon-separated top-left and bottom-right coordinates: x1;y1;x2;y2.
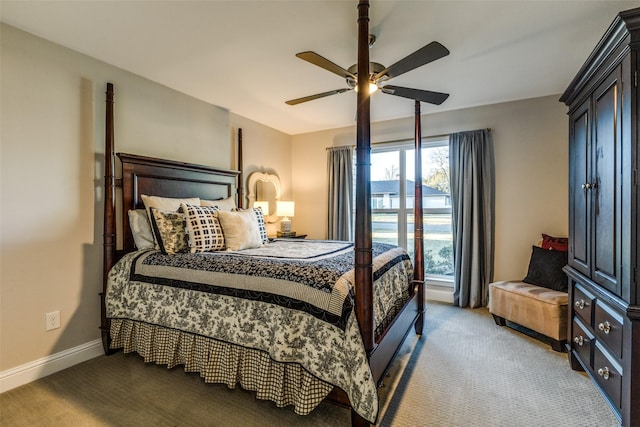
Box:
141;195;200;222
541;233;568;251
253;207;269;244
201;197;236;212
180;203;225;253
234;207;269;244
523;245;568;292
217;210;263;251
148;208;190;255
128;209;155;250
141;195;201;246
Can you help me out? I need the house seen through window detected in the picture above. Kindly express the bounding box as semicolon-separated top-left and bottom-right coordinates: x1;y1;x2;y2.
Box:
368;139;453;282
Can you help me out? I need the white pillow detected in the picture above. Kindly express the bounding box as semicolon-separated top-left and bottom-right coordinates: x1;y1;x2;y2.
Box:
128;209;155;250
141;195;201;218
180;203;225;253
238;207;268;244
201;197;236;212
217;210;263;251
141;195;200;243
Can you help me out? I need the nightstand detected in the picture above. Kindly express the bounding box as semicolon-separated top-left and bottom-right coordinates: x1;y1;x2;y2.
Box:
276;231;306;239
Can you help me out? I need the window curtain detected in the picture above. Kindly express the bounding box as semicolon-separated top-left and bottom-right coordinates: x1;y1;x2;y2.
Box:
449;129;495;308
327;146;353;241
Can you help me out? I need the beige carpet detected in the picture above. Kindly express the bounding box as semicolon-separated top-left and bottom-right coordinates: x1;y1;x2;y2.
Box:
1;302;618;426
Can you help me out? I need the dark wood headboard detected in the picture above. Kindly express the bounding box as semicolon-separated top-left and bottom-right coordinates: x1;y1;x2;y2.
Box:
117;153;240;253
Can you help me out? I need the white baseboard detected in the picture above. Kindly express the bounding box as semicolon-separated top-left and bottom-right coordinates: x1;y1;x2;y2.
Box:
0;339;104;393
426;284;454;304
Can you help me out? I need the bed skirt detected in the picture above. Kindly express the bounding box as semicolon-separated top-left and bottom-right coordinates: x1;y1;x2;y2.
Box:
110;318;334;415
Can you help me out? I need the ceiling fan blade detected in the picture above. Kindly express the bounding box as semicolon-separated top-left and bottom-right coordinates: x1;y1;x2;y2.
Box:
285;88;351;105
381;85;449;105
373;41;449;81
296;51;356;79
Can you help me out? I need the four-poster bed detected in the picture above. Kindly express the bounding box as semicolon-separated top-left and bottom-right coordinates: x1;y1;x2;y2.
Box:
101;2;428;425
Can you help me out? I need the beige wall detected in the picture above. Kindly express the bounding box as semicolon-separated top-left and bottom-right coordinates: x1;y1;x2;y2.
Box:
291;95;569;282
0;24;290;372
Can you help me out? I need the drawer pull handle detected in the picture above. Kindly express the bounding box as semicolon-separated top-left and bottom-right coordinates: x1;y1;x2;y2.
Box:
598;321;611;334
575;299;586;310
573;336;584;346
597;367;610;380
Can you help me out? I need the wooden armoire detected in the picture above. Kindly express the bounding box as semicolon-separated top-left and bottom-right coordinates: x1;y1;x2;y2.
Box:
560;7;639;426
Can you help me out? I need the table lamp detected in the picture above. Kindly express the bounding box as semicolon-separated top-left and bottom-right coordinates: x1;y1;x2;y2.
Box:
276;201;295;233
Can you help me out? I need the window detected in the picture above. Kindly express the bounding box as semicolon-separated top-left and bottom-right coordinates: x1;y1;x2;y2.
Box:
370;139;453;282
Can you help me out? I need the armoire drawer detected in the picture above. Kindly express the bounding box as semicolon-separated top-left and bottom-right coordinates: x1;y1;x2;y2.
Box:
572;317;594;368
594;341;622;410
594;301;623;359
573;284;595;325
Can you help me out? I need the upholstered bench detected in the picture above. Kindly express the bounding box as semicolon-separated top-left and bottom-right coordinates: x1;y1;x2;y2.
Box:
488;280;568;352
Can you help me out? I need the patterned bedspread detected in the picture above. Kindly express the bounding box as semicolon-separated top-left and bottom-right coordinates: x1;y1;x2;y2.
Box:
106;239;412;422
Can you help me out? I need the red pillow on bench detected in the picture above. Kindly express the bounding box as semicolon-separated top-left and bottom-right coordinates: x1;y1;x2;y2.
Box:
541;233;568;251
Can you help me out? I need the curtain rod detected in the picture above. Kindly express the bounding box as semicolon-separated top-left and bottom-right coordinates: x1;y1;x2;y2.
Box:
421;128;491;141
326;128;491;150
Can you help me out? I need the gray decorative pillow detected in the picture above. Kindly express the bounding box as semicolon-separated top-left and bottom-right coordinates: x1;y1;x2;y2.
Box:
180;203;225;253
149;208;189;255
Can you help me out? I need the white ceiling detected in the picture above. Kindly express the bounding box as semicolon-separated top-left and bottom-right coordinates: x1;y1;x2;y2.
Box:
2;1;639;135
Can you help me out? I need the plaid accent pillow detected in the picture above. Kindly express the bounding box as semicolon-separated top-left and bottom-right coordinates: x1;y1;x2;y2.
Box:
148;208;189;255
252;207;269;244
180;204;225;253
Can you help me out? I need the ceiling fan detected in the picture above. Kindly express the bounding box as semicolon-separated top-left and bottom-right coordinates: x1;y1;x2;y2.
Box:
285;35;450;106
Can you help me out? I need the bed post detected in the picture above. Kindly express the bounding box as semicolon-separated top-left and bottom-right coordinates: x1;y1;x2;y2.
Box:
237;128;244;209
354;0;374;352
101;82;116;355
413;101;425;334
352;1;373;426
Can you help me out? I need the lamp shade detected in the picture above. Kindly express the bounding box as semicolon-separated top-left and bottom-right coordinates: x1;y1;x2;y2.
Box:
253;201;269;215
276;201;295;218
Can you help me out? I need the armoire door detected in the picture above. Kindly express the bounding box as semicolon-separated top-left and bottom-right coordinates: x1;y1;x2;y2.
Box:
568;98;591;278
591;64;623;296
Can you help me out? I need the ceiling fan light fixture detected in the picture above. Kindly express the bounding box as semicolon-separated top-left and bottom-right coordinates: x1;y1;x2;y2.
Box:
353;82;378;94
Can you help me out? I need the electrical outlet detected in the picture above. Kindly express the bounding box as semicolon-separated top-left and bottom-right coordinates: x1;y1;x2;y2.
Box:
45;311;60;331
